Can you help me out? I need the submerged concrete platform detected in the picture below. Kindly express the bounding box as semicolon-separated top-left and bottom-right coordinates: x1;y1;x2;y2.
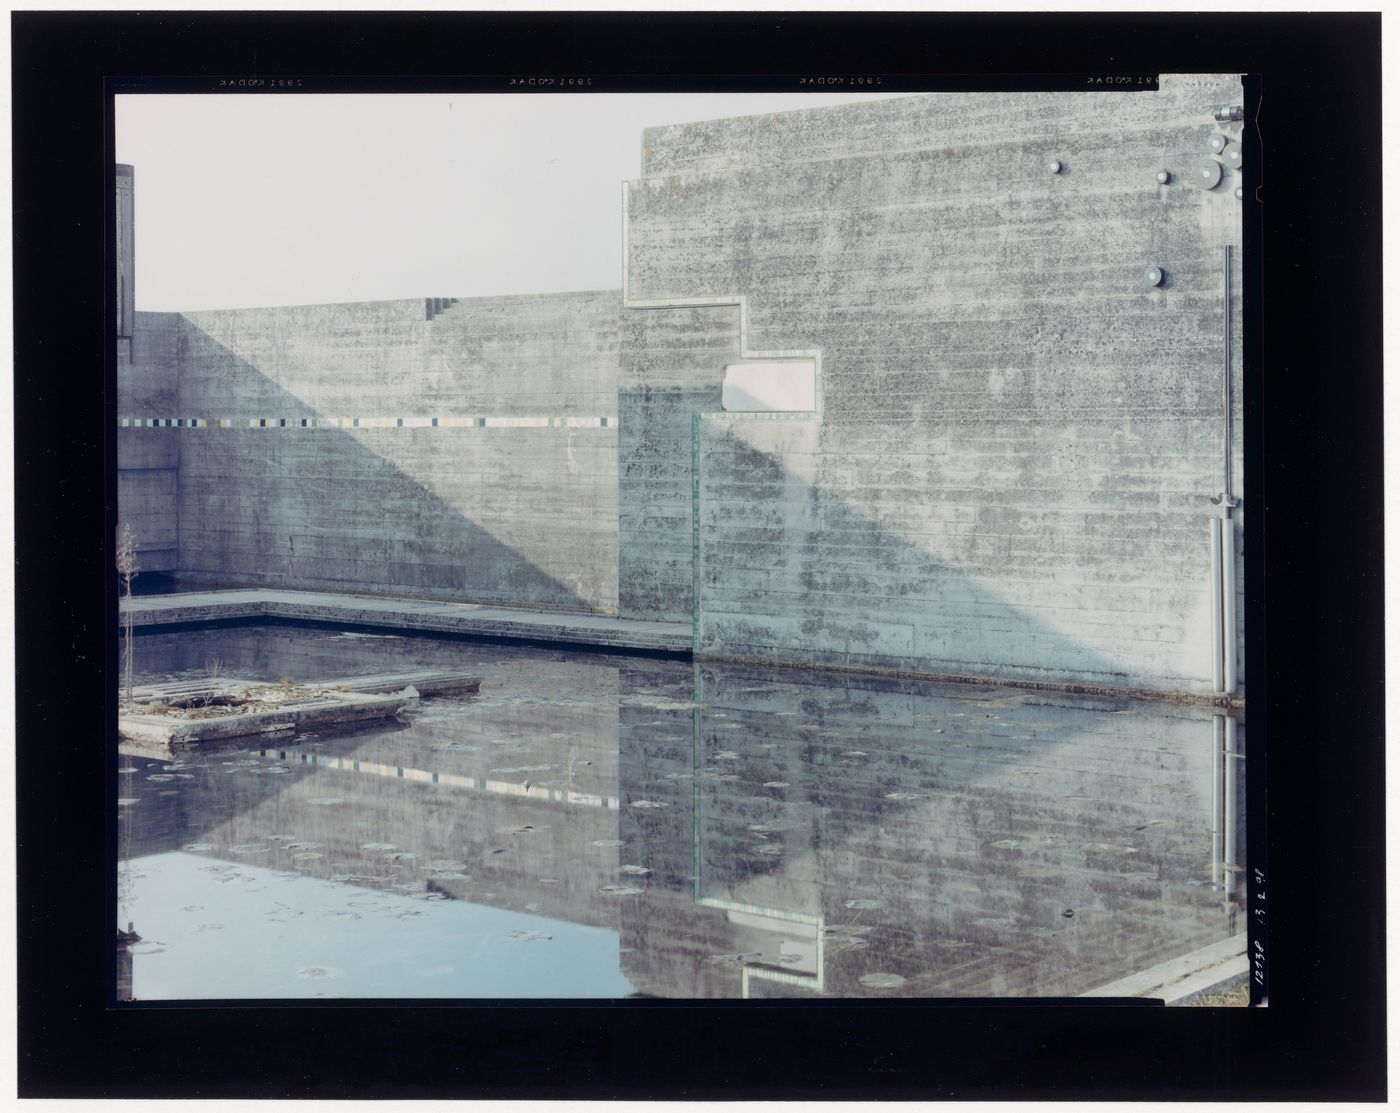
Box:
118;669;483;758
121;589;693;654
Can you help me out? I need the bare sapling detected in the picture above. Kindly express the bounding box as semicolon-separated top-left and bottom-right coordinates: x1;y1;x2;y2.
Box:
117;524;139;704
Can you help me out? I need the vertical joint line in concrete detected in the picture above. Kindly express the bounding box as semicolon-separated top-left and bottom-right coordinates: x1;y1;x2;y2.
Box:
691;412;703;655
691;658;703;904
624;179;826;657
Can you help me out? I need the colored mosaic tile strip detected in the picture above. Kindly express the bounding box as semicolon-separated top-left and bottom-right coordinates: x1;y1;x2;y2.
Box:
254;747;619;809
119;415;615;429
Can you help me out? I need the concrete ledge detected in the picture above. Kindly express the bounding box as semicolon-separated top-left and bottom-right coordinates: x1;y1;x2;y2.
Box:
695;649;1246;710
121;589;693;654
1081;933;1250;1005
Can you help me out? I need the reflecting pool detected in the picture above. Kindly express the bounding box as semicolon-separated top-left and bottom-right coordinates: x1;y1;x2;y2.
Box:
116;623;1245;1000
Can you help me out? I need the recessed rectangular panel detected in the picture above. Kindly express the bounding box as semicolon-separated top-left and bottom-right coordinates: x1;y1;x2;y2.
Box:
721;360;816;412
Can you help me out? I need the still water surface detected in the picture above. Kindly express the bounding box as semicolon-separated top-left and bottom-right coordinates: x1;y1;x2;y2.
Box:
116;623;1245;1000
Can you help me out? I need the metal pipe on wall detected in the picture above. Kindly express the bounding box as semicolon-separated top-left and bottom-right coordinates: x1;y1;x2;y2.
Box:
1206;246;1240;698
1222;246;1233;501
1222;518;1238;694
1223;715;1239;870
1211;715;1224;885
1209;520;1224;693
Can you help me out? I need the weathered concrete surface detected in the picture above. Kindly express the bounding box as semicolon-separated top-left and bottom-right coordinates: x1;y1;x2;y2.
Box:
118;669;481;757
617;305;738;622
121;589;692;653
117;313;184;571
119;687;412;757
626;77;1246;696
1081;932;1248;1004
117;82;1248;697
122;290;623;611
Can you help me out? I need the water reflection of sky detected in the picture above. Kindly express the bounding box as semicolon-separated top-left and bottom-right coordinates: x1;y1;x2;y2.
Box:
117;623;1245;1002
122;852;636;999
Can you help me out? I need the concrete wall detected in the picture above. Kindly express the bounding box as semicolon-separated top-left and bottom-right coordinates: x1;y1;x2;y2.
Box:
121;292;623;611
617;305;738;622
624;76;1245;696
117;313;183;572
118;78;1249;695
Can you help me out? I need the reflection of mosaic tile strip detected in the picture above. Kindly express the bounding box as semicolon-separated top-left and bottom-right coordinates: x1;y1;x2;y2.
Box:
255;747;619;809
119;416;615;429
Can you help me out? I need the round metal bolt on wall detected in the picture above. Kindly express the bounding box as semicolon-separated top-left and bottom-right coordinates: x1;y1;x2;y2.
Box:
1197;162;1223;190
1145;266;1164;288
1208;133;1228;153
1156;169;1171;185
1235;187;1243;200
1049;159;1063;174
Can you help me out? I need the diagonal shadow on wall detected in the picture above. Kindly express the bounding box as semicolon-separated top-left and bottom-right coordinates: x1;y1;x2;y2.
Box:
695;423;1200;693
166;319;601;612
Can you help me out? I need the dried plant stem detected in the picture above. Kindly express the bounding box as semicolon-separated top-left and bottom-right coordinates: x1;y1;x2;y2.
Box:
116;524;139;704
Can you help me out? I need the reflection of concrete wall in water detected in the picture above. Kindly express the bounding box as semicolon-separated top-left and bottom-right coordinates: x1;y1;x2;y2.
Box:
118;630;1241;997
117;77;1246;693
614;662;1242;998
120;644;634;933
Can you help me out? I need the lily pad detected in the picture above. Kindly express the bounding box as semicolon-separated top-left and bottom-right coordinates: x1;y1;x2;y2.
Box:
884;792;922;801
592;839;625;847
859;972;906;990
629;800;669;810
618;864;652;876
599;885;645;896
182;842;214;852
845;898;883;910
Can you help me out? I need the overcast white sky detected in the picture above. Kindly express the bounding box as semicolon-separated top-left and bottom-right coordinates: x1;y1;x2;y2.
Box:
115;93;909;311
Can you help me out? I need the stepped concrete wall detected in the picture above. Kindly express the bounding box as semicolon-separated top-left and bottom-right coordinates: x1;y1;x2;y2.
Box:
617;305;739;622
117;78;1248;696
624;76;1245;695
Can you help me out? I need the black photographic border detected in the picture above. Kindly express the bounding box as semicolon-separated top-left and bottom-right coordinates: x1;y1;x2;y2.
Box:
12;10;1383;1100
